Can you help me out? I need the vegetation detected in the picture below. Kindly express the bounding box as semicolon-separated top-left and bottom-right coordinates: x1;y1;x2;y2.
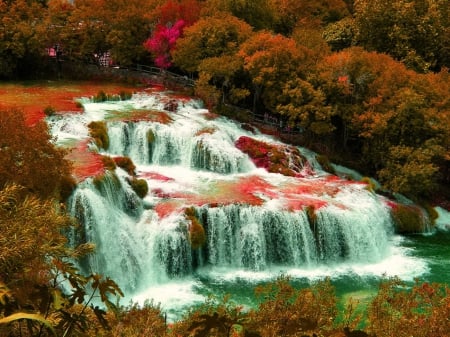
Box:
129;177;149;198
0;0;448;201
0;0;449;335
0;109;74;201
88;121;109;150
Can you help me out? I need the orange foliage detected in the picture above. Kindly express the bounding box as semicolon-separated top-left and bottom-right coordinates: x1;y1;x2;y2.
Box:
0;109;72;199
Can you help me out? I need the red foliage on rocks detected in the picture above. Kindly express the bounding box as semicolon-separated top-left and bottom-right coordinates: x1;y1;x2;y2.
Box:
235;136;306;176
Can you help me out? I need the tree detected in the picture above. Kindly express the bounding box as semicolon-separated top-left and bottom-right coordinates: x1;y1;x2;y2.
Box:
144;19;186;68
276;78;334;137
105;0;157;66
0;183;124;337
353;0;449;72
267;0;349;35
172;14;253;73
143;0;201;68
0;0;48;78
238;31;313;113
0;109;73;200
60;0;111;64
378;144;441;199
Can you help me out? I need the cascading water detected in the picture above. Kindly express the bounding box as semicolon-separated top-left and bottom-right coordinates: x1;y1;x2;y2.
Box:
49;89;428;319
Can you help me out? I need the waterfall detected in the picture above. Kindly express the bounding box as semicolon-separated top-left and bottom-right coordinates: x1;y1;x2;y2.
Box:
107;119;252;173
51;90;421;312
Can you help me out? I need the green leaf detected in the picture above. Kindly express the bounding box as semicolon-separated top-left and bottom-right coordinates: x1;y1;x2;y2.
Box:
0;312;56;336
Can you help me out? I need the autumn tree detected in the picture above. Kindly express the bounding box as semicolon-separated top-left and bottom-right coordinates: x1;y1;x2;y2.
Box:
267;0;349;35
143;0;201;68
315;47;449;199
57;0;111;64
172;14;253;106
104;0;159;66
353;0;449;72
0;0;48;78
238;31;314;114
0;184;123;336
0;109;74;200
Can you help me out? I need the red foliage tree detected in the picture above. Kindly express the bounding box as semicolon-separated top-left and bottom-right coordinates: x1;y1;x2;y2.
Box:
144;0;200;68
144;19;186;68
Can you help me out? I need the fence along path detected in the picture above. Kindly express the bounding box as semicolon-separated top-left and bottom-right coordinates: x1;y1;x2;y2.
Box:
130;64;195;87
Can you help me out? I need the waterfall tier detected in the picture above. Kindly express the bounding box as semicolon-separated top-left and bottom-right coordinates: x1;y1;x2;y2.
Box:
50;90;419;302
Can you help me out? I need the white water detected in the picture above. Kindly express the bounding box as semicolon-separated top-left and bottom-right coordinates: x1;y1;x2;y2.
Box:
49;90;428;319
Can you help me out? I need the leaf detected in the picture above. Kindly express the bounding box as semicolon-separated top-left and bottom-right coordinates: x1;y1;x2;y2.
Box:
98;277;124;312
0;312;56;336
92;305;110;330
52;288;67;310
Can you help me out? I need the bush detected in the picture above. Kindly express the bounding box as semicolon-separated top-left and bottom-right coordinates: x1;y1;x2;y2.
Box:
390;203;428;234
93;90;108;102
101;155;116;171
129;178;148;198
88;121;109;150
119;90;132;100
109;301;166;337
185;207;206;249
43;105;56;116
316;154;335;174
114;156;136;175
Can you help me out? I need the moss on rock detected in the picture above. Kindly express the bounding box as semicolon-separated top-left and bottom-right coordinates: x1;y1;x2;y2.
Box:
185;207;206;249
88;121;109;150
390;203;428;234
129;178;148;198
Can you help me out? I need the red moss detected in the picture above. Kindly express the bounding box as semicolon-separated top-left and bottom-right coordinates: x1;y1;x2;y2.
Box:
235;136;305;177
154;200;183;218
66;140;105;181
0;81;139;126
140;172;174;181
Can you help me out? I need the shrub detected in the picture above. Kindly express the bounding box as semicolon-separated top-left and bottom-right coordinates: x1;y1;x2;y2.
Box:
361;176;377;193
129;178;148;198
147;129;156;144
316;154;335;174
88;121;109;150
248;276;337;336
367;277;450;337
390;203;428;233
109;301;166;337
43;105;56;116
119;90;132;100
114;156;136;176
185;207;206;249
93;90;108;102
101;155;116;171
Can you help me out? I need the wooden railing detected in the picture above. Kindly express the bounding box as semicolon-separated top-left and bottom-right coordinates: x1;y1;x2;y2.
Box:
129;64;195;87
